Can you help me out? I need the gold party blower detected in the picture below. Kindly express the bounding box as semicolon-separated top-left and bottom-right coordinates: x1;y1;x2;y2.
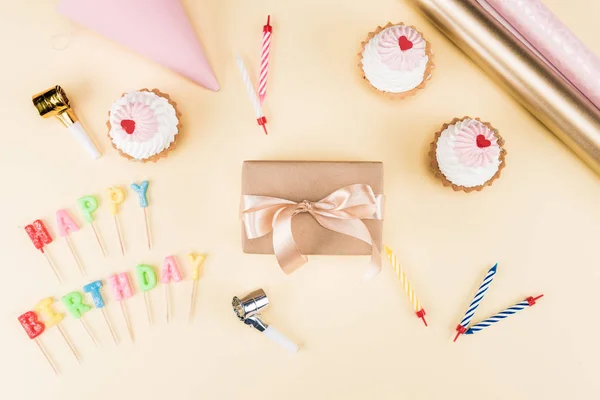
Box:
32;86;101;159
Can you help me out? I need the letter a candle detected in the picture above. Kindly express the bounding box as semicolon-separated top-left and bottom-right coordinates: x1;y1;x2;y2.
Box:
161;256;183;323
56;209;85;276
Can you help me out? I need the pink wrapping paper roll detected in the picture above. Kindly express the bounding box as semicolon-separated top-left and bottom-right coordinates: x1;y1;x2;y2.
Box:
412;0;600;176
484;0;600;109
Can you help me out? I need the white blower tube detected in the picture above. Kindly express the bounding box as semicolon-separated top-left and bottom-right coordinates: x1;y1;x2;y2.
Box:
263;326;299;353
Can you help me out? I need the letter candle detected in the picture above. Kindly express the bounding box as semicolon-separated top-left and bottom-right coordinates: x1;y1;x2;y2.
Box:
61;291;98;347
83;280;118;345
77;195;106;256
130;181;151;250
56;209;85;276
32;85;101;159
24;219;62;283
258;15;272;105
454;263;498;342
108;272;135;341
465;295;544;335
136;264;157;326
385;246;428;326
235;53;269;134
18;311;59;375
161;256;183;323
106;187;126;255
187;253;206;322
34;298;81;363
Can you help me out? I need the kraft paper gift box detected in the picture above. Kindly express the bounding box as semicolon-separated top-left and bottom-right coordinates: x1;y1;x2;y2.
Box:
241;161;384;257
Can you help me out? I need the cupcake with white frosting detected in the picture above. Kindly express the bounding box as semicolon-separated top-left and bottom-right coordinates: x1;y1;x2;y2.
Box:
107;89;181;162
430;117;506;192
359;22;433;98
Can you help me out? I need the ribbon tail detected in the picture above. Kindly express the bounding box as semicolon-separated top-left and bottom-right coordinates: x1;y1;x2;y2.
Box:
313;214;382;280
363;243;382;281
272;206;308;274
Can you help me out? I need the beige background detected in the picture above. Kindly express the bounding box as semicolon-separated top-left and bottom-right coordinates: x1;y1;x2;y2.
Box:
1;0;600;399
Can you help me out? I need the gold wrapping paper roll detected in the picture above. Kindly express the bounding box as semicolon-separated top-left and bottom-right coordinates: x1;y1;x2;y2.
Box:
412;0;600;176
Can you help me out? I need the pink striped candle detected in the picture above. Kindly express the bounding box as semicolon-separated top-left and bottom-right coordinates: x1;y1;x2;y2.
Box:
258;15;272;105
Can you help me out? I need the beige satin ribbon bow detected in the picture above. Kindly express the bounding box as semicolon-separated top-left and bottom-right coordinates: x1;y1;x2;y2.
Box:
242;184;384;277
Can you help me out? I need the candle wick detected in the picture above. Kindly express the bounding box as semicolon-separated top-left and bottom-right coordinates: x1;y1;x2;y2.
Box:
267;15;270;26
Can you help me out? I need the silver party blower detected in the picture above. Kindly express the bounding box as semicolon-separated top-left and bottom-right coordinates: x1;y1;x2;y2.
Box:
232;289;299;353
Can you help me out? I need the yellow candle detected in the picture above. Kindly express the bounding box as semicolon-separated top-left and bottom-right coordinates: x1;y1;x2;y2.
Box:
385;246;427;326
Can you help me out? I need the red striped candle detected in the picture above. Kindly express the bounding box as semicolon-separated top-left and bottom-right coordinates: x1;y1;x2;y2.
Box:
258;15;272;105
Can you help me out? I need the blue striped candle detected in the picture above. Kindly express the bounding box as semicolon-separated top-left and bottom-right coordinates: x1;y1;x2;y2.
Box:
454;263;498;342
465;295;544;335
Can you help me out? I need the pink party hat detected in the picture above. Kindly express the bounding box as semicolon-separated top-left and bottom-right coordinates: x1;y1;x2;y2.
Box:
58;0;219;91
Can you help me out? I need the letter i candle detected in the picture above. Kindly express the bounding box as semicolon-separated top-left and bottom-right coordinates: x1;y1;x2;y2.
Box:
84;280;118;344
187;253;206;322
24;219;62;283
77;195;106;256
131;181;151;250
106;187;126;255
56;209;85;276
18;311;59;375
385;246;428;326
34;298;81;363
108;272;135;341
161;256;183;323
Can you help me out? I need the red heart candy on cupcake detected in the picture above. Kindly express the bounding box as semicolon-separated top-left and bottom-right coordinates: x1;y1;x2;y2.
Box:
398;36;413;51
121;119;136;134
476;134;491;148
